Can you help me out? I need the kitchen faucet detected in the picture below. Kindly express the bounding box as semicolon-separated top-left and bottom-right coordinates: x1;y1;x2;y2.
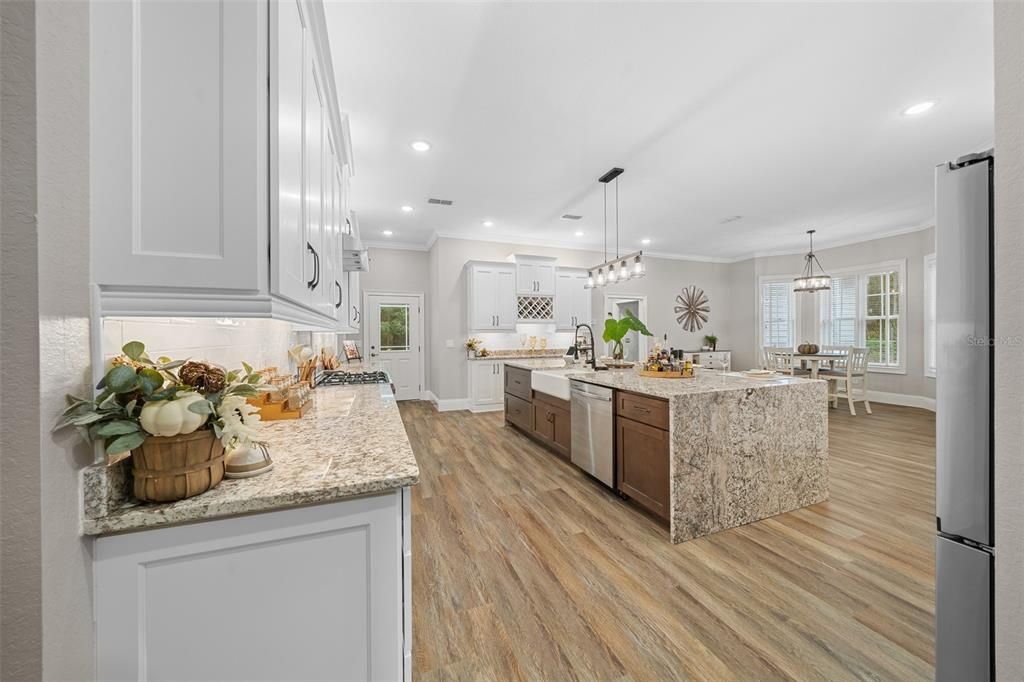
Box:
574;323;601;371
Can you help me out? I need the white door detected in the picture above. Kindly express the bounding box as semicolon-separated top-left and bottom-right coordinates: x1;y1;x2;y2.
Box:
535;263;557;295
470;267;497;331
554;271;575;330
573;273;592;328
366;293;422;400
469;362;503;407
516;263;537;294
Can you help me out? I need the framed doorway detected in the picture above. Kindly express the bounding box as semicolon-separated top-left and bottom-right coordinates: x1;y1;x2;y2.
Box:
363;291;425;401
602;294;649;362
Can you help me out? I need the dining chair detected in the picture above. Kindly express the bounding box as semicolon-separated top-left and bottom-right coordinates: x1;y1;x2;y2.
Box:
821;345;850;373
763;347;808;375
820;347;871;415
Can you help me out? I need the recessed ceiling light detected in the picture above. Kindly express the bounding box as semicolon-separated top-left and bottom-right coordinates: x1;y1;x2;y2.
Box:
641;238;651;245
482;220;494;227
902;101;936;116
382;230;394;237
574;231;584;237
400;205;413;213
410;140;431;152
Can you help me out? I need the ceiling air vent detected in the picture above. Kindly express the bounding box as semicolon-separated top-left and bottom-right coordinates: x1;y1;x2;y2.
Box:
427;198;454;206
561;214;583;221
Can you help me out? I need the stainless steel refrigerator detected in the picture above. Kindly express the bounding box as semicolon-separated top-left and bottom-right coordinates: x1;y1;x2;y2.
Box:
935;151;994;682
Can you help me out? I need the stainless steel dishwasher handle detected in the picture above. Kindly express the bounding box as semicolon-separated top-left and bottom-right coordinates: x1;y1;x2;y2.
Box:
570;389;612;402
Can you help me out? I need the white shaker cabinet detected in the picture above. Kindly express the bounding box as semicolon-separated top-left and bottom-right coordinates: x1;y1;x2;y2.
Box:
94;490;412;681
515;256;557;296
90;0;267;293
466;262;516;332
554;268;592;331
468;360;505;412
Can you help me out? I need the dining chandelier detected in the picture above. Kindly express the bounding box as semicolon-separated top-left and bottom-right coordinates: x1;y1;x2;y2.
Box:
793;229;831;292
584;167;645;289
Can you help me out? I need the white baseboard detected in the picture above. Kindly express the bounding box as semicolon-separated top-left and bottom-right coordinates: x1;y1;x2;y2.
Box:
865;390;936;412
467;404;503;414
425;391;470;412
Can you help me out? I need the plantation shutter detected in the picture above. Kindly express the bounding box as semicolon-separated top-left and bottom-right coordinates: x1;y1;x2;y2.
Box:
760;281;794;348
828;274;858;347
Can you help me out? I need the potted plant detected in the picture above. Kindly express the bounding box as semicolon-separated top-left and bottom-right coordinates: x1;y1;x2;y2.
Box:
602;310;653;361
54;341;267;503
464;337;484;357
703;333;718;352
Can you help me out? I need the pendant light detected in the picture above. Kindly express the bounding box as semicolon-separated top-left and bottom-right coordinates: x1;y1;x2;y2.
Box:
793;229;831;292
584;167;645;289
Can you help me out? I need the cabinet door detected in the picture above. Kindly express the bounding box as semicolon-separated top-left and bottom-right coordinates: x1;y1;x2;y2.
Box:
554;271;576;330
305;55;326;310
535;264;557;295
573;274;592;328
91;0;265;292
348;271;361;331
495;268;517;330
516;263;537;294
471;362;502;406
616;417;670;520
470;267;497;331
270;0;310;306
95;493;405;682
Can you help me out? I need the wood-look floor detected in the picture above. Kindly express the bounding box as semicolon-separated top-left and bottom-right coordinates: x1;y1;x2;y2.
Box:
400;400;936;681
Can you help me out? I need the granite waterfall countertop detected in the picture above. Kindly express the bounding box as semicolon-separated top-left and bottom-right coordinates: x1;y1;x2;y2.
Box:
80;383;419;536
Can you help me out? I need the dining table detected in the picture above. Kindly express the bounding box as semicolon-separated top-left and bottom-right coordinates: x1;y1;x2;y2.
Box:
792;351;848;379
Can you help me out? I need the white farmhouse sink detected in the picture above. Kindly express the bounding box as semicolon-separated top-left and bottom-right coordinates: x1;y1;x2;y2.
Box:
531;369;573;401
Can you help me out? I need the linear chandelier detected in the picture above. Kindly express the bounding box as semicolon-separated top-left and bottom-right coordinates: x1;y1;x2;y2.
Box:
584;167;645;289
793;229;831;292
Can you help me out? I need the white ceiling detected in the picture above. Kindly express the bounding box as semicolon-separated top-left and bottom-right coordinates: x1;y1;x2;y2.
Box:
324;1;993;260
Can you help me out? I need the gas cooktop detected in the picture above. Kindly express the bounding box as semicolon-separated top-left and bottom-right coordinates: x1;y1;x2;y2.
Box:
318;371;390;386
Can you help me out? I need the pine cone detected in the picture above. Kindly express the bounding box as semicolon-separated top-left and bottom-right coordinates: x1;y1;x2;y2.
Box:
110;355;142;371
179;361;227;393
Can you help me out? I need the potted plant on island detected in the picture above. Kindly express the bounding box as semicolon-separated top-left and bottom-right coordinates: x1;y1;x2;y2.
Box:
54;341;267;503
602;310;653;362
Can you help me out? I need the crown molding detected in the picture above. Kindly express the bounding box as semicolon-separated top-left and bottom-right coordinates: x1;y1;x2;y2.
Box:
362;222;935;264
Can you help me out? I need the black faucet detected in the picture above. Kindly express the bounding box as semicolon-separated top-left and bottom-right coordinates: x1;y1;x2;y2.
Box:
574;323;599;370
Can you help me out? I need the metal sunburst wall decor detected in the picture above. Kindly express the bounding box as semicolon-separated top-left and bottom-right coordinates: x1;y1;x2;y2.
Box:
675;285;710;332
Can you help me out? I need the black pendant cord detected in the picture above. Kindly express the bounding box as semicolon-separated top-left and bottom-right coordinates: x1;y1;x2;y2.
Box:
603;183;608;263
615;177;620;259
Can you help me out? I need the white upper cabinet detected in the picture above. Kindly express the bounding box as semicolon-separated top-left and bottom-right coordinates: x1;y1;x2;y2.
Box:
554;268;591;331
91;0;354;330
467;263;516;332
91;0;267;293
514;256;557;296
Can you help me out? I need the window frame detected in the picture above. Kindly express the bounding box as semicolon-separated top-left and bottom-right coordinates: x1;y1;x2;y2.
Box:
924;252;936;378
817;259;908;374
756;275;800;351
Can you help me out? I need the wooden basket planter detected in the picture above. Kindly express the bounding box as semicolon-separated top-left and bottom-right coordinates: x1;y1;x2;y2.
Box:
131;429;226;503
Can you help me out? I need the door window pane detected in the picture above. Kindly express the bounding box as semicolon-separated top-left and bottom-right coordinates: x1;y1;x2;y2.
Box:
379;305;410;351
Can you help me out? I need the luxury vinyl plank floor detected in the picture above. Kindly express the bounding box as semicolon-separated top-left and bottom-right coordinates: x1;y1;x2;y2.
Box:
401;401;936;681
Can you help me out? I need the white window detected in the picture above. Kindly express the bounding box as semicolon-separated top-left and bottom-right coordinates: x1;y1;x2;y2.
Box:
758;277;797;349
819;259;906;373
924;253;936;377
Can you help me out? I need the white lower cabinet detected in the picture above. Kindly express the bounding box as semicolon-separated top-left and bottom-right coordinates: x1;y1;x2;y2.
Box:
95;490;412;682
468;360;505;412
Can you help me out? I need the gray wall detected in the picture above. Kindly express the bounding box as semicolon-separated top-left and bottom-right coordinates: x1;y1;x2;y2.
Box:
994;0;1023;676
733;227;936;400
0;3;96;679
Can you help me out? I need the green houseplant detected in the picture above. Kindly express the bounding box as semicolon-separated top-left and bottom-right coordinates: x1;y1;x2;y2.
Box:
703;333;718;351
54;341;267;502
603;310;653;360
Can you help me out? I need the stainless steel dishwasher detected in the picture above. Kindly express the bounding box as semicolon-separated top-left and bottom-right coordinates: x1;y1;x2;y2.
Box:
570;380;614;487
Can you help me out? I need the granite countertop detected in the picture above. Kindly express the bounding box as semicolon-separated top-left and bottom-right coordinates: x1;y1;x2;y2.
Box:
468;349;567;361
80;383;420;536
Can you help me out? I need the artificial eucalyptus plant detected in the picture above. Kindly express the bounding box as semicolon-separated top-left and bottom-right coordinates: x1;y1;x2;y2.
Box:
602;310;653;360
54;341;267;455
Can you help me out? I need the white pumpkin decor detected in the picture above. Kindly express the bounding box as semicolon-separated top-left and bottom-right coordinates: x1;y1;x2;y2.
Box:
139;392;208;437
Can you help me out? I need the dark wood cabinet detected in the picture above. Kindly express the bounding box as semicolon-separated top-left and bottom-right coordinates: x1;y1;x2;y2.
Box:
532;393;571;459
616;400;670;521
617;391;670;430
505;393;533;431
504;366;532;401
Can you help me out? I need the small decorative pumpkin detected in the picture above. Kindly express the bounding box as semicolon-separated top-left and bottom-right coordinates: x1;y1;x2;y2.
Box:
140;392;208;437
797;342;820;355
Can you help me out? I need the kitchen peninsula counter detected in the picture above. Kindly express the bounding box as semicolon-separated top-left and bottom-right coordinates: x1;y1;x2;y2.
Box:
81;383;420;536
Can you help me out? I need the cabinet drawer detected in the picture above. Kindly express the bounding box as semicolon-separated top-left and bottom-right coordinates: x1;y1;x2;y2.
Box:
617;392;669;430
616;416;670;520
504;366;532;401
505;393;533;430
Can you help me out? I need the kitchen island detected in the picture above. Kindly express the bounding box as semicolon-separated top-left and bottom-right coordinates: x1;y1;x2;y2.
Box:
81;383;418;681
503;359;829;544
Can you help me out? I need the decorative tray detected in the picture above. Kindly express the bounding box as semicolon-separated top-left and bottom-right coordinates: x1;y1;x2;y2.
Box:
639;368;694;379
